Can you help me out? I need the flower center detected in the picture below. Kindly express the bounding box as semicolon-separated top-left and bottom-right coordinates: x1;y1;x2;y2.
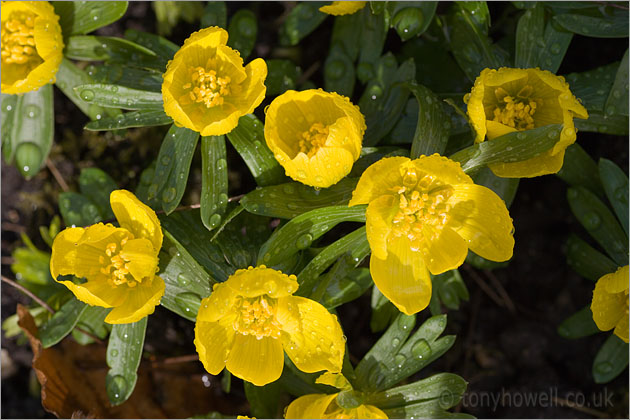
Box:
232;296;282;340
99;235;140;288
1;11;40;65
390;168;453;251
299;123;329;157
492;86;541;131
183;66;231;108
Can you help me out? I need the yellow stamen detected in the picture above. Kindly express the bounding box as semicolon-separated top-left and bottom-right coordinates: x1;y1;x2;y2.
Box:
492;85;540;131
298;123;330;158
1;11;40;66
182;66;231;108
232;296;282;340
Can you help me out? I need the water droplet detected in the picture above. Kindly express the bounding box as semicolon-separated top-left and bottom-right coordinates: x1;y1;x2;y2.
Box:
216;158;227;171
583;212;601;230
411;338;432;358
595;361;613;374
106;374;128;405
161;155;171;165
394;354;406;368
15;142;42;178
80;89;95;101
218;193;228;207
24;104;40;118
177;273;190;287
208;213;222;228
614;187;627;203
392;337;400;348
296;233;313;250
297;170;307;179
175;292;202;315
162;187;177;203
326;59;345;80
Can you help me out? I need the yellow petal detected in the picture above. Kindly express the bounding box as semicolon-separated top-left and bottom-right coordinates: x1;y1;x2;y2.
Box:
489;148;565;178
370;235;432;315
283;146;357;188
225;265;299;299
603;266;630;294
614;315;629;343
227;57;267;114
278;296;345;374
110;190;162;252
104;275;165;324
591;273;627;332
349;157;409;205
411;154;473;186
355;404;389;419
194;314;237;375
119;238;159;283
421;225;468;275
365;195;396;260
315;372;352;391
284;394;337;419
319;1;367;15
197;282;238;323
180;26;229;50
226;334;284;386
57;278;126;308
447;183;514;262
485;119;518;140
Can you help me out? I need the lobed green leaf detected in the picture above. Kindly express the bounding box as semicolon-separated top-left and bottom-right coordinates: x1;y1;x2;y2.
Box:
227;9;257;59
266;59;302;96
599;158;629;236
557;306;600;339
604;49;629;116
73;83;163;110
592;334;629;384
85;109;172;131
106;318;147;405
565;234;618;282
52;1;128;36
279;2;327;46
557;143;604;198
201;136;228;231
39;298;87;348
554;9;629;38
407;83;451;158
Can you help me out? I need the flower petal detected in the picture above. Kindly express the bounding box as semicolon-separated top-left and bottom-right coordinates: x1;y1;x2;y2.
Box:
226;334;284;386
180;26;228;50
447;183;514;262
104;275;165;324
119;238;159;283
614;315;629;343
284;394;337;419
57;278;126;308
279;296;345;374
365;195;396;260
489;149;565;178
194;314;237;375
411;154;473;186
355;404;389;419
110;190;162;252
198;282;238;323
283;146;357;188
226;266;299;299
603;266;629;294
421;225;468;275
228;58;267;114
370;235;432;315
349;157;410;205
591;275;627;332
319;1;367;16
485;119;517;140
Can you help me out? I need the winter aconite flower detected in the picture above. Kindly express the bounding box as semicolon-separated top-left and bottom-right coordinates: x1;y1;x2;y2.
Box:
285;373;387;419
194;265;345;386
349;155;514;315
464;67;588;178
50;190;165;324
591;265;629;343
1;1;63;94
162;26;267;136
265;89;365;188
319;1;367;16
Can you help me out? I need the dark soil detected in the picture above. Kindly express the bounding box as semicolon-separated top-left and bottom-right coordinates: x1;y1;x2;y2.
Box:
2;2;629;419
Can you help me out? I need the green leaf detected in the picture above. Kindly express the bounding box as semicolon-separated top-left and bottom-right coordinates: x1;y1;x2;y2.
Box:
565;62;618;112
1;94;18;163
257;205;367;267
159;230;214;321
86;63;163;93
389;2;438;41
73;306;111;345
244;381;282;418
557;306;600;339
65;36;165;70
52;1;128;36
106;318;147;405
297;226;368;297
514;3;574;73
368;372;467;410
9;84;54;178
592;334;629;384
599;158;629;236
85;109;172;131
124;29;178;60
39;298;87;348
227;9;257;59
266;59;301;96
79;168;118;221
325;43;356;97
361;56;415;146
11;239;53;287
574;111;628;136
604;49;629;116
449;124;563;174
201;136;228;231
370;286;400;332
566;234;618;281
241;178;358;219
226;114;286;187
567;186;628;267
322;268;373;310
330;11;362;61
58;192;103;227
407;83;451;158
557;143;604;198
429;269;469;315
73;84;163;110
449;1;506;82
554;9;629;38
279;2;327;46
472;166;519;208
147;125;200;214
356;7;389;82
55;59;119;121
201;1;227;28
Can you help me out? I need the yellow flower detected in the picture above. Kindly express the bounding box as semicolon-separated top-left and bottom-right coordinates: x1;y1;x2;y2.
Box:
464;67;588;178
284;373;388;419
349;154;514;315
1;1;63;94
319;1;367;16
264;89;365;188
50;190;165;324
162;26;267;136
194;265;345;386
591;265;629;343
